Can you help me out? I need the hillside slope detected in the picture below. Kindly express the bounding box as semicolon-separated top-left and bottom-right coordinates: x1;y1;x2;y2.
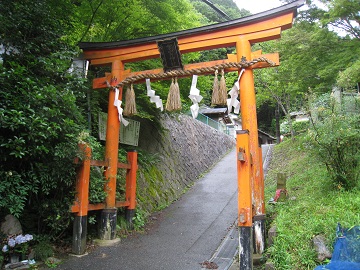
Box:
264;137;360;269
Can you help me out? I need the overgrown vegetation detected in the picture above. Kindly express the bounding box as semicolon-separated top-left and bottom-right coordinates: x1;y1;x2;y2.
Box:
308;93;360;190
265;93;360;268
266;139;360;268
0;1;88;239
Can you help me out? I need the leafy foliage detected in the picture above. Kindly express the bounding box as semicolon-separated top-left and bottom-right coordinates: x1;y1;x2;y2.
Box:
317;0;360;39
307;93;360;190
191;0;249;23
73;0;202;42
265;135;360;269
337;59;360;90
0;0;88;237
254;16;357;139
295;0;360;89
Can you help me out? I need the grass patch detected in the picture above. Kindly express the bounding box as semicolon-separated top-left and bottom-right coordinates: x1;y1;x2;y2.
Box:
265;136;360;269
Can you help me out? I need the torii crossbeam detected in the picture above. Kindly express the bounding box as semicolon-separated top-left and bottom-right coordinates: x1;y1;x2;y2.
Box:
77;1;304;268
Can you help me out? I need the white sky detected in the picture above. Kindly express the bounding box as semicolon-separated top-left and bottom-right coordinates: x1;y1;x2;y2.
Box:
234;0;284;14
233;1;348;36
234;0;328;15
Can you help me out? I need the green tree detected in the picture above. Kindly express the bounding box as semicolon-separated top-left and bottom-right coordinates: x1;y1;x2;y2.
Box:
307;93;360;190
316;0;360;39
191;0;250;23
296;0;360;89
72;0;202;42
0;0;88;236
337;58;360;90
255;18;356;139
69;0;207;126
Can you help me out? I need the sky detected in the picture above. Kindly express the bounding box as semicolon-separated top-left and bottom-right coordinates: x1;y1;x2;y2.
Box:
234;0;284;14
233;1;348;36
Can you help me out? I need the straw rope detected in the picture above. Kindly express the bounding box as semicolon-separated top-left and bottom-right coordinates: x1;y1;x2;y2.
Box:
217;69;227;105
211;69;220;106
165;77;182;111
109;57;275;89
123;84;137;116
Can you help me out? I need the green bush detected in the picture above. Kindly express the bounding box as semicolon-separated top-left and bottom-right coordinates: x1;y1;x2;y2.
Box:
307;94;360;190
292;120;309;134
0;1;89;238
280;116;309;137
34;238;54;262
0;63;85;232
265;137;360;269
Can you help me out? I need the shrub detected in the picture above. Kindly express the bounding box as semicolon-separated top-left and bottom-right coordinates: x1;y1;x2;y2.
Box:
265;136;360;269
0;0;89;238
292;120;309;134
307;93;360;190
34;238;54;262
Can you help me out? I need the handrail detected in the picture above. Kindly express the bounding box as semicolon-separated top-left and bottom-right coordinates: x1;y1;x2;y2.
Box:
195;112;231;135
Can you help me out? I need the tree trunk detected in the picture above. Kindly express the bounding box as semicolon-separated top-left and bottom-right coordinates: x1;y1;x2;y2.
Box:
275;105;280;143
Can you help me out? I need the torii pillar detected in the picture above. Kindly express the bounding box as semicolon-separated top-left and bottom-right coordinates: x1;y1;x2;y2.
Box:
99;60;124;240
236;38;265;268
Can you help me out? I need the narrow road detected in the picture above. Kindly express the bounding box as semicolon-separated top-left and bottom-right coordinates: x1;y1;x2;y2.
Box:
262;143;273;178
56;144;274;270
57;148;238;270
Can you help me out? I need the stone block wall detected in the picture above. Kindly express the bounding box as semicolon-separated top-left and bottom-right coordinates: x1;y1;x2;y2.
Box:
135;113;235;213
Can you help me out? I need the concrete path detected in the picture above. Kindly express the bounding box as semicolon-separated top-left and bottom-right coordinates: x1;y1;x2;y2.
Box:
57;148;239;270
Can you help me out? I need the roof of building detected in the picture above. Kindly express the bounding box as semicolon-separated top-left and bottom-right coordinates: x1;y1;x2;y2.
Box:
199;107;228;115
258;130;276;140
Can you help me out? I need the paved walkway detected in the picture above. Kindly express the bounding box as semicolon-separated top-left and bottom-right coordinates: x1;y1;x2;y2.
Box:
57;148;239;270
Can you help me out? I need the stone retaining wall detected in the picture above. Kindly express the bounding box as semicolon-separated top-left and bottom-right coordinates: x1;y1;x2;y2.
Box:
136;113;235;212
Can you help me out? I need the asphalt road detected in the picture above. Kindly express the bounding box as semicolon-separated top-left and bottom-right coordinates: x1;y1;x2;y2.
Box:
57;148;239;270
56;144;274;270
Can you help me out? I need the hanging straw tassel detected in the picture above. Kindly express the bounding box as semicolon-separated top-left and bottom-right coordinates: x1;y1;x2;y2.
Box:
211;69;220;106
123;84;137;116
165;77;182;111
174;77;181;110
218;69;228;105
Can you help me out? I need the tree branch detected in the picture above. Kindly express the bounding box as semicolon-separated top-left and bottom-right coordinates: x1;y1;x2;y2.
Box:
79;0;104;42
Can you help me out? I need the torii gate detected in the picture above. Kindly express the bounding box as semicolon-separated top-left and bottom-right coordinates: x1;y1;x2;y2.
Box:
77;1;303;268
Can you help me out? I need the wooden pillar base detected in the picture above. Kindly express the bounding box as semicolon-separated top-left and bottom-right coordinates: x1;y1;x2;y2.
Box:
98;209;117;240
239;226;253;270
72;215;88;255
253;218;266;255
125;209;135;230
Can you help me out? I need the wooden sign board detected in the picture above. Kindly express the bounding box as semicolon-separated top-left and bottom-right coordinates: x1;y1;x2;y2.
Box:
99;112;140;146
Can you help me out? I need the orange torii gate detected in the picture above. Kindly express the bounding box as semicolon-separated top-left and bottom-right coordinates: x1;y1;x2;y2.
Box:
76;1;303;268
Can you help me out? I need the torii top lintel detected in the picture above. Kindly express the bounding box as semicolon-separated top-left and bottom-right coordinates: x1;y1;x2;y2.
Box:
79;0;304;66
